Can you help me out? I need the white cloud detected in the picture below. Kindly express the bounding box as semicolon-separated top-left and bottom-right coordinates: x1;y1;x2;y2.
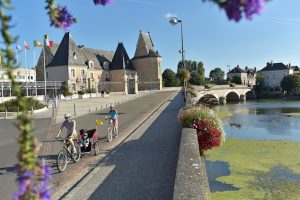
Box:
164;13;176;19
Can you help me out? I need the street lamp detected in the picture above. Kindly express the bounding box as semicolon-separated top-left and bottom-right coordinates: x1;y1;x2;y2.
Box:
169;16;187;101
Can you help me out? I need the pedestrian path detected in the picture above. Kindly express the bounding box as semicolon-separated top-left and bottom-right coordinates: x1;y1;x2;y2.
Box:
60;90;184;200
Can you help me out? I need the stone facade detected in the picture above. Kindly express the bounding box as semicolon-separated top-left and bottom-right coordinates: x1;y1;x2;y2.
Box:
35;31;162;94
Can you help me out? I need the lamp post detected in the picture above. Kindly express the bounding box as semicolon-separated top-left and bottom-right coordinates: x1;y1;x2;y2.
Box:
169;16;187;101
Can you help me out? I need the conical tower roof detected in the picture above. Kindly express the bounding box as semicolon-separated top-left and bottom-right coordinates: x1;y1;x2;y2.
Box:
110;42;134;70
48;32;86;67
133;31;160;59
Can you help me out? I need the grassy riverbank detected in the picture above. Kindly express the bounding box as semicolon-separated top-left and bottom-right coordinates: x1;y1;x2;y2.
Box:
206;138;300;200
282;113;300;117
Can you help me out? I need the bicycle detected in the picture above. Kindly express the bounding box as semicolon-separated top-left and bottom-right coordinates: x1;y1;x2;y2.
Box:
56;137;81;172
106;118;118;142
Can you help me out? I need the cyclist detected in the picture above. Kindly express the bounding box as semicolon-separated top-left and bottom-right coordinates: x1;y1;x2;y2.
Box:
55;113;77;153
105;105;118;137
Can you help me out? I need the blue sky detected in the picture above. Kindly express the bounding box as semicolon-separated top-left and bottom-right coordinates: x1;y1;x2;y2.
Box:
9;0;300;76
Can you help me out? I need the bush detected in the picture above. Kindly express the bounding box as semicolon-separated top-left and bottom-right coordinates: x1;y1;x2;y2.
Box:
0;98;45;112
78;90;85;95
101;88;110;94
204;84;212;89
86;88;97;93
230;83;236;87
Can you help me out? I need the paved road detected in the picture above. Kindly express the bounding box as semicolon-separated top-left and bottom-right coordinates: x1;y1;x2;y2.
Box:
60;91;184;200
0;89;183;200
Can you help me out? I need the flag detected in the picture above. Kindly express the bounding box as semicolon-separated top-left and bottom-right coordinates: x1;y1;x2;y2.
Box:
24;41;29;50
33;40;42;47
16;44;22;53
44;34;53;47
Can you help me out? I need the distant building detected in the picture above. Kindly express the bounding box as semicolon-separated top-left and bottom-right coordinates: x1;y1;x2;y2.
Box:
1;67;36;83
227;65;257;85
260;61;296;89
35;31;162;96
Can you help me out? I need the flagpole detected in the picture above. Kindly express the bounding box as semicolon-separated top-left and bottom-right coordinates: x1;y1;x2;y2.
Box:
34;48;37;98
25;47;28;96
16;48;18;66
43;43;47;105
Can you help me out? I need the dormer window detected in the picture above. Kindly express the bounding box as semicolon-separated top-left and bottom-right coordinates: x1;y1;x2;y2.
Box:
103;62;109;70
73;52;77;59
88;60;94;69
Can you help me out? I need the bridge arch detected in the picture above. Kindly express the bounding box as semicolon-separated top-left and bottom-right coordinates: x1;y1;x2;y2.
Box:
226;91;240;101
197;94;219;105
245;91;256;99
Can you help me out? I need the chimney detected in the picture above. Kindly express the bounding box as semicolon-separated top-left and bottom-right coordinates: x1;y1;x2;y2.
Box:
254;67;256;72
237;65;240;68
271;60;273;66
288;63;291;69
245;66;248;71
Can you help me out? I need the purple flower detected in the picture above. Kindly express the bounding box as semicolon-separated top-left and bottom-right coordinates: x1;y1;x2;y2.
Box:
14;170;35;199
224;0;266;22
94;0;113;6
51;6;76;29
39;160;52;200
225;0;242;22
244;0;265;20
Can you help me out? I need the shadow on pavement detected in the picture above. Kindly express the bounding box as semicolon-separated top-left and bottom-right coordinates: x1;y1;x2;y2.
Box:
64;92;184;200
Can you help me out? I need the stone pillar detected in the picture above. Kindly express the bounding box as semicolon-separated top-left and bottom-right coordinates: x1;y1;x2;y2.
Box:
134;73;139;94
219;96;226;105
240;94;246;102
123;73;128;95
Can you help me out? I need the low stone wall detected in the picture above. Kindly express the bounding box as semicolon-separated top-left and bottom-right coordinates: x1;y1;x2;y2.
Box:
173;128;210;200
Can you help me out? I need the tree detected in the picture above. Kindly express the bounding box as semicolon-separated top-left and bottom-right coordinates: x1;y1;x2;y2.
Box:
190;71;202;85
197;62;205;85
177;68;190;86
162;69;179;87
231;76;242;84
281;75;300;95
209;67;225;82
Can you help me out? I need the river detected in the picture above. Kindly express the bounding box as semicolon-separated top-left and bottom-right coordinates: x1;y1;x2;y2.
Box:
206;100;300;198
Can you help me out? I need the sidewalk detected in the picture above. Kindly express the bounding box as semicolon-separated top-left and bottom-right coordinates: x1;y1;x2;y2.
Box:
59;90;184;200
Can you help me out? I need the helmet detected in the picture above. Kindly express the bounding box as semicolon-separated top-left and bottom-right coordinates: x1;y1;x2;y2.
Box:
110;105;114;109
64;113;72;119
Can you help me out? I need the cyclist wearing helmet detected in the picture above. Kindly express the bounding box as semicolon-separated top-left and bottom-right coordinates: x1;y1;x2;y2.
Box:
105;105;118;137
56;113;77;153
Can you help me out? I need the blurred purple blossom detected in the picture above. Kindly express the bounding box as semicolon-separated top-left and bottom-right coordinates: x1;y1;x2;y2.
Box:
94;0;113;6
39;160;52;200
51;6;76;29
13;170;34;200
224;0;266;22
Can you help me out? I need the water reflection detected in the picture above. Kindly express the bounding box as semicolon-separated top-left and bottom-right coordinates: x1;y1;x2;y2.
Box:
205;160;239;192
219;100;300;141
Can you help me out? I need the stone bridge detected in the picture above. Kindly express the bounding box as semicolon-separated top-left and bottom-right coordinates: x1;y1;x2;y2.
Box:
188;85;256;105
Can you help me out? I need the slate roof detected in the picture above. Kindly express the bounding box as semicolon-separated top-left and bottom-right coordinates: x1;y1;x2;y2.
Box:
292;66;300;71
228;66;246;74
132;32;161;59
110;42;134;70
260;62;288;71
48;32;114;69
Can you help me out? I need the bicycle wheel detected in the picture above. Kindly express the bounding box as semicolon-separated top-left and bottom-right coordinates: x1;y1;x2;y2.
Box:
57;150;67;172
72;145;81;163
107;127;113;142
92;141;100;156
113;125;118;138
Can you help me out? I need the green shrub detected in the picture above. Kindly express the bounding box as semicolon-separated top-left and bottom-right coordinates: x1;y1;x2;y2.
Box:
230;83;236;87
101;88;110;94
204;84;212;89
0;98;45;112
78;90;85;95
86;88;97;93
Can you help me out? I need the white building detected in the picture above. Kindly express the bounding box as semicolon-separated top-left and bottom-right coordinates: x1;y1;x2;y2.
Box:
260;62;294;89
0;67;36;82
227;65;257;85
